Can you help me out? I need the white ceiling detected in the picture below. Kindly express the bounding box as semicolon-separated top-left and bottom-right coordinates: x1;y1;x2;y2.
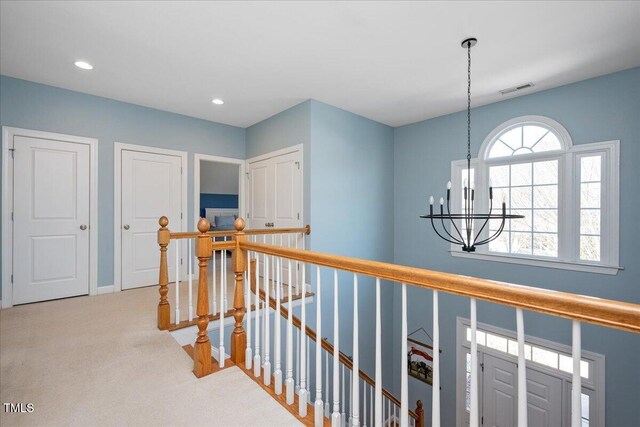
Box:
1;1;639;128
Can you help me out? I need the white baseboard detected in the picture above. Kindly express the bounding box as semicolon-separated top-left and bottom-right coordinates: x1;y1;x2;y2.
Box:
96;285;114;295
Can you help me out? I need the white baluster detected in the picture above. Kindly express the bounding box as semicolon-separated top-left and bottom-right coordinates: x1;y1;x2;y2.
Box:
369;385;373;427
432;291;440;427
400;283;408;427
363;379;367;427
219;244;225;368
295;234;300;295
286;258;295;404
516;308;527;427
307;335;311;404
212;248;217;315
274;256;283;393
325;350;331;418
253;254;261;377
375;278;382;427
175;241;180;323
332;270;341;427
223;236;228;310
352;274;360;427
299;262;308;417
348;368;352;426
571;320;582;427
263;253;271;385
315;266;324;427
188;240;193;321
470;298;479;427
296;328;300;393
262;236;267;365
341;365;346;427
387;398;390;426
245;259;252;370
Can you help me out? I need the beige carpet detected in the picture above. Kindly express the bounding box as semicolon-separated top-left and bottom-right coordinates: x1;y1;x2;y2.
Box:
0;286;302;427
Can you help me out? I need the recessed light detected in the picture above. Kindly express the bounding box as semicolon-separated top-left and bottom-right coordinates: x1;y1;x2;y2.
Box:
212;98;224;105
74;61;93;70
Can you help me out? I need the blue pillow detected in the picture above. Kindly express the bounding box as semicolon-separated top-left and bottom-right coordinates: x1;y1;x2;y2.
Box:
215;215;236;229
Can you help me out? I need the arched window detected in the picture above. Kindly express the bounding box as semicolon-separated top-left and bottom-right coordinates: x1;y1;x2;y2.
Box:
450;116;620;274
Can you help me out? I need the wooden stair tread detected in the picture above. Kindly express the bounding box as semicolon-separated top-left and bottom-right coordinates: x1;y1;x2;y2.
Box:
181;344;235;375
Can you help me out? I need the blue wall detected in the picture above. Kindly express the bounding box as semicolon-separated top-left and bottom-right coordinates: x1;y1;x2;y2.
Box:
199;193;239;217
392;68;640;426
0;76;245;290
246;99;396;391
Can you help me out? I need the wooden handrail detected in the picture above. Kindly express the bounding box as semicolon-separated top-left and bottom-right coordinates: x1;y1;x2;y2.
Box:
169;225;311;240
248;260;420;421
241;241;640;334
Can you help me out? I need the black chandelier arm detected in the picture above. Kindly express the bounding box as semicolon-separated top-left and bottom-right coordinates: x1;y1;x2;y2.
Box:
473;198;493;245
430;216;464;245
438;206;465;245
474;215;506;246
446;198;466;244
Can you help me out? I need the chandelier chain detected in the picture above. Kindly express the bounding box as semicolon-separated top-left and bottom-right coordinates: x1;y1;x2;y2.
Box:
467;42;471;163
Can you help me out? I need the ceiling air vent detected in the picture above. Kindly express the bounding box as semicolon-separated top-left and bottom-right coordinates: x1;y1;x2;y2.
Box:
499;82;534;95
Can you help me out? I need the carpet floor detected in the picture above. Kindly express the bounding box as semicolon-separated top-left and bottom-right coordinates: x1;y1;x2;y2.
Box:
0;286;301;427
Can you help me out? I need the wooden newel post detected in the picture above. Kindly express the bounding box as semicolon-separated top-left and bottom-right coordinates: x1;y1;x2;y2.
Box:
157;216;171;330
231;217;247;365
415;400;424;427
193;218;213;378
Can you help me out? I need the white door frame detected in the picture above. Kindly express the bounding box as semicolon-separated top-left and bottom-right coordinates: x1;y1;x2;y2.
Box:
2;126;98;308
244;144;304;224
193;153;246;228
113;142;188;293
455;317;605;427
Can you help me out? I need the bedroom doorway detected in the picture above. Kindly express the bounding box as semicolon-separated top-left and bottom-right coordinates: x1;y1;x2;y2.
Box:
193;154;245;233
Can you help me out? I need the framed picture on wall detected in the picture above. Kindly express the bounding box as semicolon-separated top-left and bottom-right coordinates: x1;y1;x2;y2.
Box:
407;328;435;386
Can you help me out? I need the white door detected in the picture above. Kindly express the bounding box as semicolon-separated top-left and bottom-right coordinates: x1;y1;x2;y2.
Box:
482;353;563;427
13;136;90;304
121;150;182;289
247;149;302;285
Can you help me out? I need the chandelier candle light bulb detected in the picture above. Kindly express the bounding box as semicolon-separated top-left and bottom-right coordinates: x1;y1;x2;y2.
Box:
420;37;522;252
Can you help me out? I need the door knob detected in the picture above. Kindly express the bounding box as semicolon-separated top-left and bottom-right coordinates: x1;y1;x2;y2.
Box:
80;224;87;231
123;224;130;230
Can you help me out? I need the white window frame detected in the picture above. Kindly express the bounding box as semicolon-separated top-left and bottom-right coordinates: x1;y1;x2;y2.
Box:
449;116;621;275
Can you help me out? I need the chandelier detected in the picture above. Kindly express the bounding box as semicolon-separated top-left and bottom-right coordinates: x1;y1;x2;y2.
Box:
421;38;523;252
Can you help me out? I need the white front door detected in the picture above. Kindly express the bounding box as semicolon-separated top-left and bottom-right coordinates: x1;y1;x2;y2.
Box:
482;353;563;427
13;136;90;304
121;149;182;289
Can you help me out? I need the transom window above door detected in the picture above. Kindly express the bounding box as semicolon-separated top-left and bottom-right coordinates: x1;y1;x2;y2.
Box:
450;116;620;275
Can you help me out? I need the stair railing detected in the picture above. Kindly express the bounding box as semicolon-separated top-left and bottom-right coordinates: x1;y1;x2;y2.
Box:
158;215;640;427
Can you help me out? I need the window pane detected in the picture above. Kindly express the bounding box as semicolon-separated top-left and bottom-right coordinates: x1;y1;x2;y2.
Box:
511;162;532;186
523;126;549;148
532;346;558;368
582;393;590;420
490;165;510;187
511;232;532;254
533;185;558;208
533;209;558;232
500;127;522;150
580;209;601;235
512;210;532;231
580;235;601;261
489;141;514;158
581;156;601;182
489;232;509;253
508;339;518;356
486;333;508;352
511;187;532;208
533;233;558;257
533;160;558;185
581;183;601;208
533;132;561;152
492;187;509;207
